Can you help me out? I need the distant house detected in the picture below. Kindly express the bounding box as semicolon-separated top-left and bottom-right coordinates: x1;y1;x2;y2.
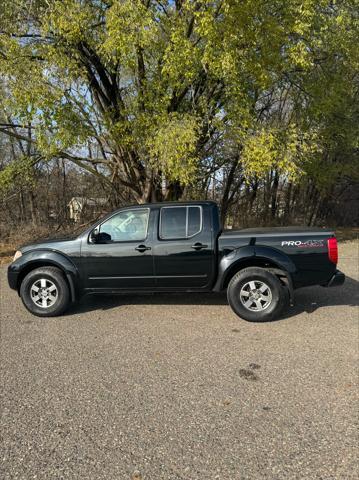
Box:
68;197;108;222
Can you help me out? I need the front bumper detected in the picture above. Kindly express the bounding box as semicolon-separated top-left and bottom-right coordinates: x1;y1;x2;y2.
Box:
7;264;20;290
324;270;345;287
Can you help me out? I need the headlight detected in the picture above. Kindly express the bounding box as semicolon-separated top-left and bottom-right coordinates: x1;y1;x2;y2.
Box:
13;251;22;262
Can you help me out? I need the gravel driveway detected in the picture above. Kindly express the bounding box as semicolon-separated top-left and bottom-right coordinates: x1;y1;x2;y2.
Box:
1;241;358;480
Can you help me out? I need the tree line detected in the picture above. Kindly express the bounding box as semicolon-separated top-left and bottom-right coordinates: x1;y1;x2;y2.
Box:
0;0;358;234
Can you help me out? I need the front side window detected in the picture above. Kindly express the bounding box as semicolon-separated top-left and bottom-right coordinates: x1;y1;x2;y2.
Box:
97;208;149;242
160;206;202;239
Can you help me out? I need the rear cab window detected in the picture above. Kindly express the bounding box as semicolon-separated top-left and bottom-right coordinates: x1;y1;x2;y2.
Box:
160;206;202;240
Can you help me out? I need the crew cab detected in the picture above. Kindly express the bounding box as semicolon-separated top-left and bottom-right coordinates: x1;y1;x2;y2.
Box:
8;201;345;321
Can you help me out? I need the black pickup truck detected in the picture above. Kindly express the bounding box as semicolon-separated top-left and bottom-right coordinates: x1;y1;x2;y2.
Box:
8;201;344;321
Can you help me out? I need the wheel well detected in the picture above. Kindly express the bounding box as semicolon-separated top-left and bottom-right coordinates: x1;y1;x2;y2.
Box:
222;258;288;289
17;262;74;298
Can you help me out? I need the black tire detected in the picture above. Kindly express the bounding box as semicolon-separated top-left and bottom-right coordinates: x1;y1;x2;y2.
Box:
227;267;288;322
20;267;70;317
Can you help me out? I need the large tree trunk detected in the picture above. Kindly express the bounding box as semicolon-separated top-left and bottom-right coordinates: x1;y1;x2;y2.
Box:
283;181;292;222
308;188;319;225
249;179;258;211
263;171;272;222
19;190;26;223
164;181;183;201
28;191;37;226
270;171;279;220
220;157;238;227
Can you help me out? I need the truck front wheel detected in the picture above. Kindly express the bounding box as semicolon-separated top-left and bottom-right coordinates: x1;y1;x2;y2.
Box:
20;267;71;317
227;267;288;322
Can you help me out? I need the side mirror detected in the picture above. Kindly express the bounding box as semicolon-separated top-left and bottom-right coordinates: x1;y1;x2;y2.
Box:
91;231;112;244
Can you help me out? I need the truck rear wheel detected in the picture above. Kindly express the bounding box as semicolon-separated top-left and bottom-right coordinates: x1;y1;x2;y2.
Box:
20;267;70;317
227;267;287;322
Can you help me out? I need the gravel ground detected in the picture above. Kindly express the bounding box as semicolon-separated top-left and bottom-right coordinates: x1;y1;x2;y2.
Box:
1;241;358;480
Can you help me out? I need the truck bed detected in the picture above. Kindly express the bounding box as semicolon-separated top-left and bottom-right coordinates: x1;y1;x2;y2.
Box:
219;226;336;289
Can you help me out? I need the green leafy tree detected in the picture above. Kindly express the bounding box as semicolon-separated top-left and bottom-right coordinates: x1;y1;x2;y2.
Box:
0;0;357;208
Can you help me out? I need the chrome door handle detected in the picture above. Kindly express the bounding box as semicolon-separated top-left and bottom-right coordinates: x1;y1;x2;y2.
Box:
191;243;208;250
135;245;151;253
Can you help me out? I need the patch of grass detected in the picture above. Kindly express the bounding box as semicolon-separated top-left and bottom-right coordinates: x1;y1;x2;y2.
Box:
335;228;359;242
0;223;79;265
0;224;66;265
0;244;15;265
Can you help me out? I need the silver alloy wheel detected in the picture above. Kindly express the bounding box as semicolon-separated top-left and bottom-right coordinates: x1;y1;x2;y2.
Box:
30;278;58;309
240;280;272;311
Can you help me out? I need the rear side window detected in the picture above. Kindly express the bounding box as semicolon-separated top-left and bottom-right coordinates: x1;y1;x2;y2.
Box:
160;206;202;239
188;207;201;236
